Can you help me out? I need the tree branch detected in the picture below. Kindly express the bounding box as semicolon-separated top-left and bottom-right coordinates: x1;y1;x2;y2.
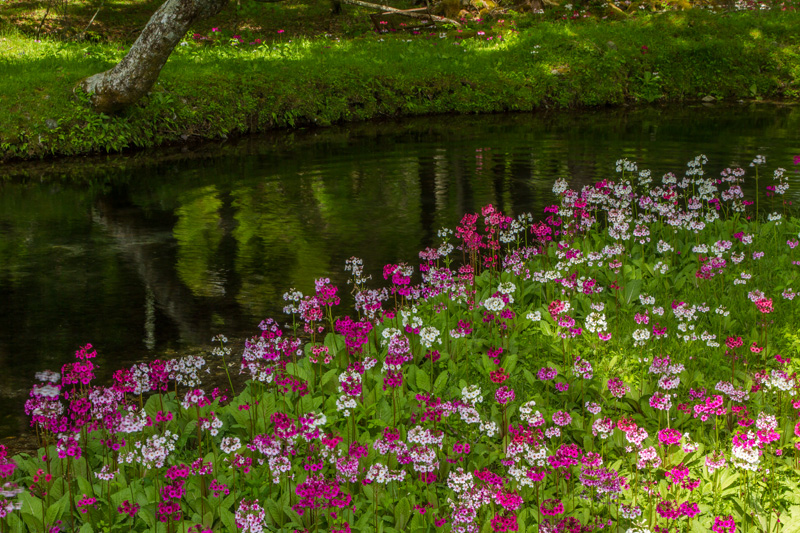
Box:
341;0;462;27
77;0;104;41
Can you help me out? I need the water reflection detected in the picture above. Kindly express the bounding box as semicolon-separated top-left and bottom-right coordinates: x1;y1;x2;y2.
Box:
1;104;799;438
173;185;226;298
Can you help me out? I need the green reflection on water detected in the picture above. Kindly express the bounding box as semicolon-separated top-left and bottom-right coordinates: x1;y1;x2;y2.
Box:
174;185;226;298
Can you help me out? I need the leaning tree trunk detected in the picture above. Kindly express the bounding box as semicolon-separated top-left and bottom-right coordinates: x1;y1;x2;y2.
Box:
79;0;229;113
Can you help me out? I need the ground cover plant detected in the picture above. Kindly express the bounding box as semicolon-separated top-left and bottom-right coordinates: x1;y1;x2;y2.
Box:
2;5;800;161
3;154;800;533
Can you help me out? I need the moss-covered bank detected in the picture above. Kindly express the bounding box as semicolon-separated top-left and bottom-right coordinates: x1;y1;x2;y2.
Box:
2;9;800;162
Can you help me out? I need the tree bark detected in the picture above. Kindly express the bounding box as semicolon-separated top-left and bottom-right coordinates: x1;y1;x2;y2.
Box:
79;0;229;113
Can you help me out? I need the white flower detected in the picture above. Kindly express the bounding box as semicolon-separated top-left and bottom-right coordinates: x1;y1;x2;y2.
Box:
483;297;505;313
480;420;498;437
419;326;441;348
498;282;516;295
336;395;357;416
220;437;242;454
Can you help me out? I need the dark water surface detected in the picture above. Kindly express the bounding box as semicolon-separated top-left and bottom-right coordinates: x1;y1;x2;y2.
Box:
2;104;799;439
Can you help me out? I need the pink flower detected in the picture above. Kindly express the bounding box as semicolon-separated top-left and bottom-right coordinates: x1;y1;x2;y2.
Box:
713;515;736;533
495;386;515;405
552;410;572;427
658;428;682;446
540;498;564;516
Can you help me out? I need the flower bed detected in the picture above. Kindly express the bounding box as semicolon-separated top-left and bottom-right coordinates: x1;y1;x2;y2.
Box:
2;155;800;533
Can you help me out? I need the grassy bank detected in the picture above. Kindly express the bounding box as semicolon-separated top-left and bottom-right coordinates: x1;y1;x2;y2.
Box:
2;8;800;161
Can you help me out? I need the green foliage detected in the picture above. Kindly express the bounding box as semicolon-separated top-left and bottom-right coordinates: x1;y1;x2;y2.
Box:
1;9;800;161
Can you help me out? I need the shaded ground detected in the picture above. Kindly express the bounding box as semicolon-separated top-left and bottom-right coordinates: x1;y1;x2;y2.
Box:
1;0;412;42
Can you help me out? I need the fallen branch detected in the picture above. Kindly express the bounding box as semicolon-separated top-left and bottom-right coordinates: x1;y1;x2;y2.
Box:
77;0;105;41
35;0;54;41
341;0;462;27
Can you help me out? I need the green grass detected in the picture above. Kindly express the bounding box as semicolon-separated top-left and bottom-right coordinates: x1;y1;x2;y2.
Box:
1;9;800;161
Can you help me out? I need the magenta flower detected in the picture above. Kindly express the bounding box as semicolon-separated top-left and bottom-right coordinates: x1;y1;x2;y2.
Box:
540;498;564;516
118;500;140;518
537;367;558;381
713;515;736;533
658;428;682;446
495;386;515;405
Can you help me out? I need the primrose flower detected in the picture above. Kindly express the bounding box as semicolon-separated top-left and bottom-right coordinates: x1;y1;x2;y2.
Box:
461;384;482;405
538;367;558;381
495;386;515;405
235;500;266;533
419;326;442;347
713;515;736;533
540;498;564;516
220;437;242;454
551;410;572;427
118;500;140;517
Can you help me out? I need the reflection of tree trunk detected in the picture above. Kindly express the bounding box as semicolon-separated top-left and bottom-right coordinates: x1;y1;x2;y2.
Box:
453;152;472;215
510;151;533;217
93;196;212;345
492;151;507;214
79;0;228;113
419;155;437;247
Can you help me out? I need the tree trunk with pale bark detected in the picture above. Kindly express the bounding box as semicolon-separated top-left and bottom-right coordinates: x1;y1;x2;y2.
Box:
79;0;229;113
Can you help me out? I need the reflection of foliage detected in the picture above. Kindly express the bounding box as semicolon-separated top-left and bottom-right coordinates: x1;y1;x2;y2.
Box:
231;182;328;318
0;225;33;288
173;186;225;298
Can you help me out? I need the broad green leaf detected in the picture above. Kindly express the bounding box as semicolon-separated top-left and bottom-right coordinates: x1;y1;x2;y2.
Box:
45;493;70;526
622;279;642;305
221;508;237;531
416;369;431;392
394;497;411;530
433;370;449;394
504;354;519;374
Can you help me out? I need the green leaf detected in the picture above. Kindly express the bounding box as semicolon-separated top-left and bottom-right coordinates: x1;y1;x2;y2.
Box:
481;354;495;374
394;497;411;530
433;370;449;394
45;493;70;525
20;512;43;533
504;354;518;374
416;369;431;391
285;506;303;524
623;279;642;305
286;362;309;382
266;498;283;525
321;368;339;394
221;508;237;531
523;369;535;386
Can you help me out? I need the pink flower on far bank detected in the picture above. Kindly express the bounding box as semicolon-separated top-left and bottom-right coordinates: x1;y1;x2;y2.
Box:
794;155;800;165
278;29;285;33
211;27;219;32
